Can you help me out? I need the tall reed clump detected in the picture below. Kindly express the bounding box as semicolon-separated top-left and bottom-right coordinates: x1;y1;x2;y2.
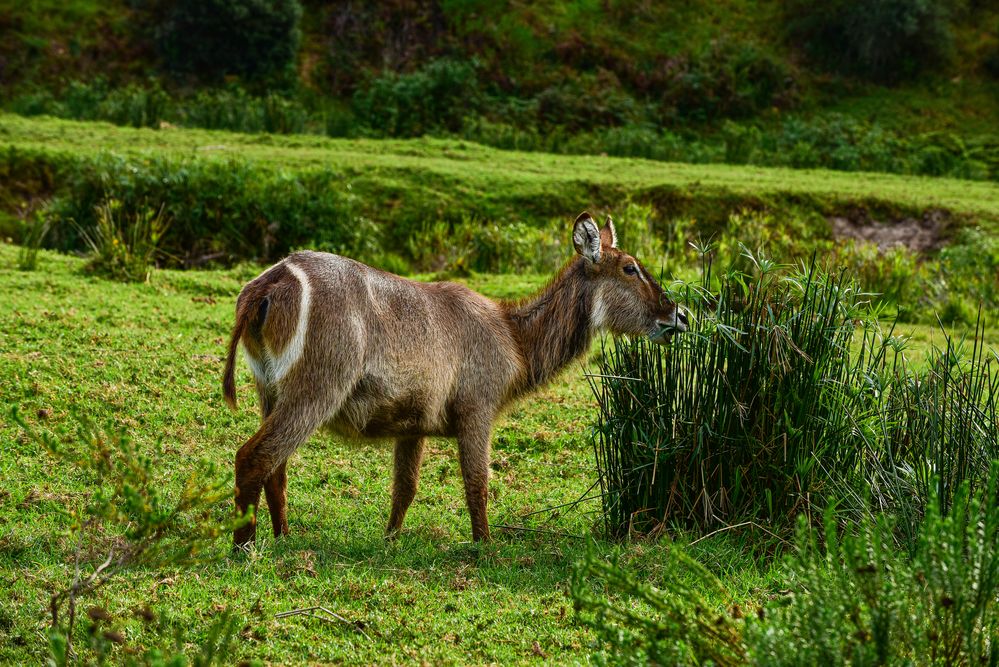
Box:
591;249;998;538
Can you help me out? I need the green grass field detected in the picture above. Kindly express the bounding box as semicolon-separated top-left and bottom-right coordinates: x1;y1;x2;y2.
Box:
2;242;994;663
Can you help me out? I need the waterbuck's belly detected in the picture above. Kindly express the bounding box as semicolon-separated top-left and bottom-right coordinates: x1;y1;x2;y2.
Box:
324;374;454;440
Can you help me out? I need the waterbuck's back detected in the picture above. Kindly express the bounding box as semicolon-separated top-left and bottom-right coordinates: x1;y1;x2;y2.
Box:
245;251;524;440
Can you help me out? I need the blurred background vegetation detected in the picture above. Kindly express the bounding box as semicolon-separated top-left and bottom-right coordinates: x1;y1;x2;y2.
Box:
1;0;997;180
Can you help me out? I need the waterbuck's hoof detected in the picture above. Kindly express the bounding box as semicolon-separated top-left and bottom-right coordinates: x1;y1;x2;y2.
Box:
232;527;257;554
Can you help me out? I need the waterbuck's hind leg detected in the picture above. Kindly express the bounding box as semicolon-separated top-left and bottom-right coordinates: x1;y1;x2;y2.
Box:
457;417;493;542
234;406;324;549
386;436;427;537
264;461;289;538
256;382;290;538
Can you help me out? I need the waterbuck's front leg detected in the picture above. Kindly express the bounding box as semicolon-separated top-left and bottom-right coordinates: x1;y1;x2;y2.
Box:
457;417;493;542
387;436;427;536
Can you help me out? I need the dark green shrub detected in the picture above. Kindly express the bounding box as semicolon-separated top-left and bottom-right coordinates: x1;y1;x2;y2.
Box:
181;86;264;132
938;228;999;315
99;80;172;129
155;0;302;84
353;58;480;137
400;218;563;274
319;0;454;96
835;241;924;310
785;0;955;83
986;43;999;79
465;220;564;273
535;77;644;132
44;154;377;266
721;121;762;164
661;40;794;122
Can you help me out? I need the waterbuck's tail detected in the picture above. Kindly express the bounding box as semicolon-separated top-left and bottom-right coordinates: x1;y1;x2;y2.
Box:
223;260;303;409
222;309;248;410
222;281;272;410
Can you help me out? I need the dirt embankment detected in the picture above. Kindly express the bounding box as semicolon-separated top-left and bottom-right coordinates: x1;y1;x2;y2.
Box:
830;209;950;253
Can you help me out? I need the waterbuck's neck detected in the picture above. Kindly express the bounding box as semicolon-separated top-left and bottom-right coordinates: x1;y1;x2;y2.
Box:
504;258;595;395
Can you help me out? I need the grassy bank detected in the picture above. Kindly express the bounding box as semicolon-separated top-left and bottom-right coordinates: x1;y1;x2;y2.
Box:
4;114;999;224
4;113;998;325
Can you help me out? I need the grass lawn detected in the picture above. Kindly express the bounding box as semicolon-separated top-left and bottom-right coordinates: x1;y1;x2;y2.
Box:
0;244;783;665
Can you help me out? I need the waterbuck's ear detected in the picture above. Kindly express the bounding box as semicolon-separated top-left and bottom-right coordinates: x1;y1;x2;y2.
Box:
601;215;617;249
572;211;602;263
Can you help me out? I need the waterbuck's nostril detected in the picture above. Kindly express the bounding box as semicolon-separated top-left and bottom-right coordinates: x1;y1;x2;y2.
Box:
677;310;689;329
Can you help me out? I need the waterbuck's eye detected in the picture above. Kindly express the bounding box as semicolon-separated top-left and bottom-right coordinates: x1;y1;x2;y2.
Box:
623;264;638;276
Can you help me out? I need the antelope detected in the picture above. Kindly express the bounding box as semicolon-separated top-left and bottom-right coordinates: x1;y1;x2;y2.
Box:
222;211;687;548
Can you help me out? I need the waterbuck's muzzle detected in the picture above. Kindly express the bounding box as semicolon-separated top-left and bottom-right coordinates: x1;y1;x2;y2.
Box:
650;308;688;344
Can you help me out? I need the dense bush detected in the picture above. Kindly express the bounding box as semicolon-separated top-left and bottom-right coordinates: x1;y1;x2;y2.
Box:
7;79;318;133
353;58;480;137
42;154;378;267
592;256;998;537
155;0;302;84
786;0;956;83
660;40;794;122
8;77;997;181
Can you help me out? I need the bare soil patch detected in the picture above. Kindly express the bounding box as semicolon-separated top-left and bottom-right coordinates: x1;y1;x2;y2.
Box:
830;209;949;253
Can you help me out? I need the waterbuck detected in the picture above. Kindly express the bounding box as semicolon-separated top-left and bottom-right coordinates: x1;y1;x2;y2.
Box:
222;211;687;548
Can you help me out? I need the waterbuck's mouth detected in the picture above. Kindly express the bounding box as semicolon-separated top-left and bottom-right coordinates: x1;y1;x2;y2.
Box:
650;309;689;344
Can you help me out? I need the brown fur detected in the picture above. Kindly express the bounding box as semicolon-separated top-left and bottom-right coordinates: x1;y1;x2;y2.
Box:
224;212;683;548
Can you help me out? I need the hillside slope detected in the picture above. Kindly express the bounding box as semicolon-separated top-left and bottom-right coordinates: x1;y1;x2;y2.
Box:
3;0;997;148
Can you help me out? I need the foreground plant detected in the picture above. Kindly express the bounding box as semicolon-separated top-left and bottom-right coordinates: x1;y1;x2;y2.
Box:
572;547;745;666
14;410;248;665
574;466;999;665
749;468;999;665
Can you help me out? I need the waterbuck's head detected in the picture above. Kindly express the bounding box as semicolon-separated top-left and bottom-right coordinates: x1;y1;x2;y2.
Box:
573;211;687;344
